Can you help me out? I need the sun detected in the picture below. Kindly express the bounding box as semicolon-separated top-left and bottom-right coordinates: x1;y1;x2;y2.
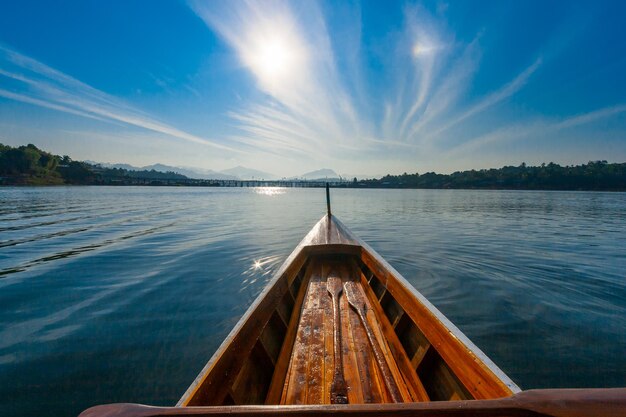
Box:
244;25;307;88
255;36;292;78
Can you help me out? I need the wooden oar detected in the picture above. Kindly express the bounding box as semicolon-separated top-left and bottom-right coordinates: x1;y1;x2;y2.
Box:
326;275;348;404
343;281;402;403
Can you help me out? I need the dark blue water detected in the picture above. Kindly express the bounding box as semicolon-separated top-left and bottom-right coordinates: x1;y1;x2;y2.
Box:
1;187;624;416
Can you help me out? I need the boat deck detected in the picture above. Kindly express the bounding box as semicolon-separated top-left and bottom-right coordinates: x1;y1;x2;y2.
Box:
277;258;429;404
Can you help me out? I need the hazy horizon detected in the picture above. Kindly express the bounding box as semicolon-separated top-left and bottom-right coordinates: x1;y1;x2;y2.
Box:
1;0;626;176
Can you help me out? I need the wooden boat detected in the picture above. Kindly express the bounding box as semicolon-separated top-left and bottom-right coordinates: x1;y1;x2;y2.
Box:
80;191;625;417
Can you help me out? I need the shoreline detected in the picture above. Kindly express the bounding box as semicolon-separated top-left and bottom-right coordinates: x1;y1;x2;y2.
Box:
2;183;625;192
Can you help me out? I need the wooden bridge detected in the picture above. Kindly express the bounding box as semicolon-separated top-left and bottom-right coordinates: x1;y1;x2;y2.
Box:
97;177;353;187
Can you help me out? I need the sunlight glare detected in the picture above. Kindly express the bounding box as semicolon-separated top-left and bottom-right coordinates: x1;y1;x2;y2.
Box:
244;21;308;88
255;36;292;78
255;186;286;196
413;42;437;57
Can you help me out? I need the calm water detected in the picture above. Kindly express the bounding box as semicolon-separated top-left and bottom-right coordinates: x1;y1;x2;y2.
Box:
1;187;625;416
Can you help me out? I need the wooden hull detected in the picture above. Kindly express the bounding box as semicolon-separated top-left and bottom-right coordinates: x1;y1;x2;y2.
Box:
177;215;518;407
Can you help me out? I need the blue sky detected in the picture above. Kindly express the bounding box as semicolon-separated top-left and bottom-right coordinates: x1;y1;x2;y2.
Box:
1;0;625;177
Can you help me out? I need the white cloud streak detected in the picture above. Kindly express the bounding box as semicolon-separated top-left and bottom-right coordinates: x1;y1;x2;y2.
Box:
190;0;370;161
425;58;542;140
0;45;237;152
449;104;626;155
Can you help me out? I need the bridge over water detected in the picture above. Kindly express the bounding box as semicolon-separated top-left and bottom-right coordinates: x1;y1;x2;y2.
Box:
98;177;353;187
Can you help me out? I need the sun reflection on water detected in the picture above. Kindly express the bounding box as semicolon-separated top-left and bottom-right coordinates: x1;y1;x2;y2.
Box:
254;187;286;196
239;255;284;295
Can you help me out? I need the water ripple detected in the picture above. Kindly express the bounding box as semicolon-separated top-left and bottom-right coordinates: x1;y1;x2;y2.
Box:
0;222;176;278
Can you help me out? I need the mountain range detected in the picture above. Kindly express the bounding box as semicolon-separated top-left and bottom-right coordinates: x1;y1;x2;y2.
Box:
87;161;346;181
220;165;277;180
293;168;340;180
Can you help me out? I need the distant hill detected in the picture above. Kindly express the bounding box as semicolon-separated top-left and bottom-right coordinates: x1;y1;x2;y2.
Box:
220;165;276;180
143;164;236;180
297;168;340;180
91;161;275;180
85;161;138;171
90;162;237;180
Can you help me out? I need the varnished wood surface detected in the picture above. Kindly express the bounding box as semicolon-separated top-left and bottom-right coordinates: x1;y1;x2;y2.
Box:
326;275;348;404
355;266;430;402
344;281;402;402
80;388;626;417
300;215;359;247
280;258;424;405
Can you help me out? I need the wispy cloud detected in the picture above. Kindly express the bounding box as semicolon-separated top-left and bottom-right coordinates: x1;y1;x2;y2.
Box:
189;0;370;160
425;58;542;141
449;104;626;155
0;45;236;152
188;1;548;165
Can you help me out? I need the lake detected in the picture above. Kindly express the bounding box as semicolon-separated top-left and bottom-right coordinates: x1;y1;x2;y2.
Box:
0;187;625;417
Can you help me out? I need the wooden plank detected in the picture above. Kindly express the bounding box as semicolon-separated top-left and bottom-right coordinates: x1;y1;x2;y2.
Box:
341;287;364;404
289;269;304;299
346;286;379;403
322;272;334;405
357;273;429;402
394;313;431;369
230;342;273;404
282;304;313;404
380;292;404;328
259;312;287;366
276;291;295;326
265;261;314;404
281;262;322;405
340;261;384;405
306;269;326;404
417;348;472;401
357;285;411;402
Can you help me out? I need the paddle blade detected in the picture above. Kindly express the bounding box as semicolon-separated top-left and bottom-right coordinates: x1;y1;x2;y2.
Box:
344;281;366;313
327;275;343;297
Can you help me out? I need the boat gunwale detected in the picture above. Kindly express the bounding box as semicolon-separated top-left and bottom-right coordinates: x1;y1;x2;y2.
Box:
86;388;626;417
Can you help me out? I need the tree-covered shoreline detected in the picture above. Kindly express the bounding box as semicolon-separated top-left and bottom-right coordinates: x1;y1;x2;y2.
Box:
356;161;626;191
0;143;190;186
1;143;625;190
